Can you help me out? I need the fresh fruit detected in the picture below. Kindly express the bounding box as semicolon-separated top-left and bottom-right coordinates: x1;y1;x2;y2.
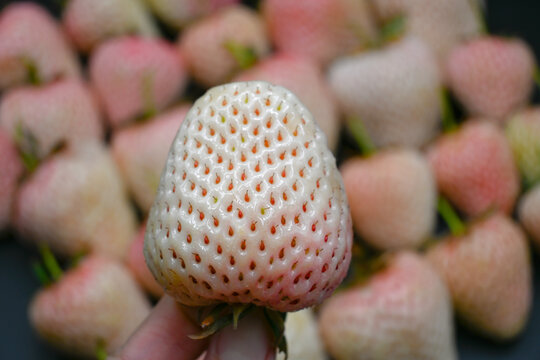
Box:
276;308;327;360
127;224;164;298
505;107;540;188
518;184;540;250
263;0;376;66
15;142;137;258
372;0;482;65
112;105;190;213
319;252;457;360
63;0;159;53
446;36;535;121
340;149;436;250
0;3;80;90
234;53;340;152
144;0;239;29
0;130;23;230
427;120;520;216
0;79;103;165
179;5;270;87
90;36;187;127
328;36;441;148
426;213;531;340
29;255;151;357
144;81;353;312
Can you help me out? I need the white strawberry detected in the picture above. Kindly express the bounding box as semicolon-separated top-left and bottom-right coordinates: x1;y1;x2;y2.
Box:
15;142;137;258
0;79;103;164
277;308;327;360
0;3;80;90
319;252;456;360
63;0;159;53
112;105;190;214
29;255;151;358
328;36;441;148
144;81;353;314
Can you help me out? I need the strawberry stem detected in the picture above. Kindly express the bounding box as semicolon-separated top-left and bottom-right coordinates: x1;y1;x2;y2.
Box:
22;58;41;85
437;196;466;236
347;116;376;156
440;89;458;132
32;262;52;286
378;15;406;45
14;122;40;172
141;72;157;121
39;245;63;282
533;65;540;89
223;40;258;70
95;340;107;360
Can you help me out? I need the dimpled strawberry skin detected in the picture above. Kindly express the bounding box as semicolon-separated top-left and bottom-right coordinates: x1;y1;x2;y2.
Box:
145;81;352;312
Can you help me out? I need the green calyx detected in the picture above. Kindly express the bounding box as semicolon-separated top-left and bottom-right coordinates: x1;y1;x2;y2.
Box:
437;196;466;237
32;245;63;286
189;303;288;358
347;116;376;157
14;122;40;172
223;40;258;70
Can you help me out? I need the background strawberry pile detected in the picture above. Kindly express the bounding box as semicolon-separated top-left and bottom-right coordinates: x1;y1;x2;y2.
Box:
1;0;540;359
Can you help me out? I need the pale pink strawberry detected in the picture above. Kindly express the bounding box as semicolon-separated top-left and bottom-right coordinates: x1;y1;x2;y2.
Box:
341;149;436;250
144;81;353;312
263;0;376;66
505;108;540;188
112;105;190;213
427;120;520;217
144;0;239;29
329;36;441;148
234;53;340;152
372;0;482;65
426;213;531;340
0;79;103;162
179;5;270;87
127;224;164;298
518;185;540;251
63;0;159;53
0;3;80;90
90;36;187;128
446;36;535;121
29;255;151;357
15;142;137;258
319;252;457;360
0;130;23;230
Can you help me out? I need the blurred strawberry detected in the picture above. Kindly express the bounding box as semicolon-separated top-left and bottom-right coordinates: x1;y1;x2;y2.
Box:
0;3;80;90
319;252;457;360
0;130;23;230
341;149;436;250
179;5;269;87
276;308;327;360
372;0;482;65
63;0;159;53
263;0;376;66
329;36;441;148
518;184;540;251
127;223;164;298
428;120;520;217
30;255;151;358
505;107;540;188
90;36;187;128
446;36;535;121
426;213;531;340
0;79;103;167
235;53;340;152
15;142;137;259
111;105;190;214
144;0;239;29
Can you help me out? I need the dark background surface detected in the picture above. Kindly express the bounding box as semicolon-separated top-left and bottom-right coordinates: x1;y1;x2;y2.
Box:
2;0;540;359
